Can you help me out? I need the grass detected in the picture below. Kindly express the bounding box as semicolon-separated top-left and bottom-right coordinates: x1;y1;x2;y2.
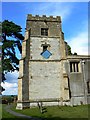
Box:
0;104;2;119
1;104;22;120
11;104;89;120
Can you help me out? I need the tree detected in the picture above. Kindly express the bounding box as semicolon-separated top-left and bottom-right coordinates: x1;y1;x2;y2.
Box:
73;52;77;55
1;20;24;91
65;41;77;55
65;41;72;55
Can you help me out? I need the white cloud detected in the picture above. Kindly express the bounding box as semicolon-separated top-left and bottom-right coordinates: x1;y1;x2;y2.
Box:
1;82;18;95
49;3;73;21
5;70;19;83
1;71;18;95
1;82;17;89
69;32;88;55
65;20;89;55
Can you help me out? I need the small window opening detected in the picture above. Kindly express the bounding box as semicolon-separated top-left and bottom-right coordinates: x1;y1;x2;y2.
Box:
70;62;79;72
41;28;48;36
87;81;90;93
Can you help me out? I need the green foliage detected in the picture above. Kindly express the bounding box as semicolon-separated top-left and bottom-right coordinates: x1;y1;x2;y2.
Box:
6;96;14;103
67;44;72;55
2;20;24;82
65;41;72;55
73;52;77;55
2;95;17;104
2;20;23;39
65;41;77;55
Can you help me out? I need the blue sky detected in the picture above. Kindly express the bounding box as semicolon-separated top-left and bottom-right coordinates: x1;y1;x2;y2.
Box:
1;2;88;95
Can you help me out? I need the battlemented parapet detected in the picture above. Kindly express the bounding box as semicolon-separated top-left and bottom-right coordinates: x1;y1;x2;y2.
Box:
27;14;61;22
26;14;62;37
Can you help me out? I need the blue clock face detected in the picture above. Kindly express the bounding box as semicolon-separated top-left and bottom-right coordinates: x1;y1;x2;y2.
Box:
41;50;52;59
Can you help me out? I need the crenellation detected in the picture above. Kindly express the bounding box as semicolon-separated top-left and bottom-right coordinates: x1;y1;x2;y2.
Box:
42;15;46;17
56;16;61;21
35;15;39;17
27;14;61;22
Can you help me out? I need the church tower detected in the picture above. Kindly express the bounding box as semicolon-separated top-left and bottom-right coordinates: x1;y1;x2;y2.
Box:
16;14;70;109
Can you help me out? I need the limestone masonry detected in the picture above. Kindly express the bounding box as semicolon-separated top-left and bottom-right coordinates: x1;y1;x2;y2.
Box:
16;14;90;109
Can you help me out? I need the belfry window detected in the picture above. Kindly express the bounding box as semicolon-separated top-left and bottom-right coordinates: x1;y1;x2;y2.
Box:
70;62;79;72
41;28;48;36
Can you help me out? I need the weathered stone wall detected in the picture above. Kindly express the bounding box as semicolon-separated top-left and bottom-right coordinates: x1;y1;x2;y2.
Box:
29;61;63;101
26;14;61;37
84;59;90;82
30;37;61;60
84;60;90;104
64;58;85;97
64;57;90;105
69;73;84;96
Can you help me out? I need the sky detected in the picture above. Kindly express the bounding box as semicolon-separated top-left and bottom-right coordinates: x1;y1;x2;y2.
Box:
1;2;89;95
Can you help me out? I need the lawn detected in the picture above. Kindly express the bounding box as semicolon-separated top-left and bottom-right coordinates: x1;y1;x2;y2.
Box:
2;104;24;120
11;104;89;120
0;104;2;119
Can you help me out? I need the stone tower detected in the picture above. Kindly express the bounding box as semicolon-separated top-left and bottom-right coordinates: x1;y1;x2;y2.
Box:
16;14;71;109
